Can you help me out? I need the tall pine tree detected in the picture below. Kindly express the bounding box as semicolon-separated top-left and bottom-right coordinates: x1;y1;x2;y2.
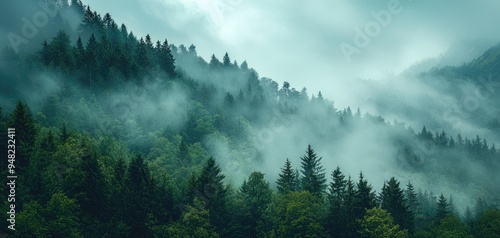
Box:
300;145;326;197
327;166;347;237
380;177;412;232
276;158;297;194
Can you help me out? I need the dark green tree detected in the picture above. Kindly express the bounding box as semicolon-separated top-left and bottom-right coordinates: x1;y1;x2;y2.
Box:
404;182;419;230
125;154;152;237
9;101;37;174
435;193;449;223
357;207;409;238
380;177;412;232
222;52;231;67
300;145;326;197
327;166;347;237
158;39;175;76
235;172;273;237
276;158;297;194
191;157;228;235
354;172;376;219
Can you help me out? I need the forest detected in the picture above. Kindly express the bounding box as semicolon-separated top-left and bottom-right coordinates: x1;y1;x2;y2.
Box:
0;0;499;237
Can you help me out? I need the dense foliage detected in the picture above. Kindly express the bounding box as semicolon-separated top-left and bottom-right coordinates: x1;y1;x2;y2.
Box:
1;1;499;237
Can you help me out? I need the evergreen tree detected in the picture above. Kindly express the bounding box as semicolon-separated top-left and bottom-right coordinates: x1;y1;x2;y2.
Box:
223;52;231;67
209;54;222;69
236;172;272;237
276;158;297;194
327;166;347;237
404;182;419;230
192;157;228;235
435;193;449;223
240;60;249;70
358;207;409;238
9;101;37;174
125;154;152;237
344;175;358;238
380;177;412;232
158;39;175;76
300;145;326;197
60;122;69;143
354;172;376;219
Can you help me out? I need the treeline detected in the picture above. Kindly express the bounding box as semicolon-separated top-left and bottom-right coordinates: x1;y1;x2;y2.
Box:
1;1;500;237
1;104;499;237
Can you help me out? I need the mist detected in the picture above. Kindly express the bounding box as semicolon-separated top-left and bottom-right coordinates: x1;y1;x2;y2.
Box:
1;2;499;234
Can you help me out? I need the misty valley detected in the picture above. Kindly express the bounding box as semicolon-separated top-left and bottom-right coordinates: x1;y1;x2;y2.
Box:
0;1;499;238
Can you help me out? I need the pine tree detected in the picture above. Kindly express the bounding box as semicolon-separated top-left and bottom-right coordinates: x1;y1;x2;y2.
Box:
435;193;449;223
327;166;347;237
344;175;357;238
405;182;419;230
223;52;231;67
178;137;189;163
300;145;326;197
380;177;412;232
9;101;37;174
78;153;109;236
125;154;152;237
237;172;272;237
158;39;175;76
192;157;228;235
60;122;69;143
209;54;222;69
276;158;297;194
240;60;249;70
354;172;375;219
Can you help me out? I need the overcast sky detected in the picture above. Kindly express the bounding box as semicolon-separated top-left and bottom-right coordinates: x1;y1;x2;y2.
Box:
81;0;500;108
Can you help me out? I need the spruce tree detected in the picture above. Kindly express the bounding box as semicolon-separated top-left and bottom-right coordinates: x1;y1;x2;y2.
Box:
436;193;449;223
300;145;326;197
159;38;175;76
192;157;228;235
327;166;347;237
238;172;272;237
9;101;37;174
354;172;375;218
223;52;231;67
125;154;152;237
276;158;297;194
380;177;412;232
405;182;419;230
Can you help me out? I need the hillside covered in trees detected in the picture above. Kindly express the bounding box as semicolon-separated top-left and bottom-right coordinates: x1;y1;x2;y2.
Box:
1;1;499;237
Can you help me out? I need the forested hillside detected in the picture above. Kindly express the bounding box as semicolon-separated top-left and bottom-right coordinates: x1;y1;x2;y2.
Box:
0;1;499;237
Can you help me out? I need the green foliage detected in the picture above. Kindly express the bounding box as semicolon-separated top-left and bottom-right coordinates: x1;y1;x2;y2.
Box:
276;158;298;194
436;194;449;223
190;157;228;235
327;166;347;237
357;207;409;238
380;177;412;232
1;2;499;237
474;210;500;238
355;172;376;218
9;101;37;174
167;199;219;238
261;191;327;238
233;171;273;237
14;193;82;238
434;216;472;238
300;145;326;197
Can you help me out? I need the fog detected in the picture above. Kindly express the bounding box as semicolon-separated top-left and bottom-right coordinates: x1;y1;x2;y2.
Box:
1;0;499;216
